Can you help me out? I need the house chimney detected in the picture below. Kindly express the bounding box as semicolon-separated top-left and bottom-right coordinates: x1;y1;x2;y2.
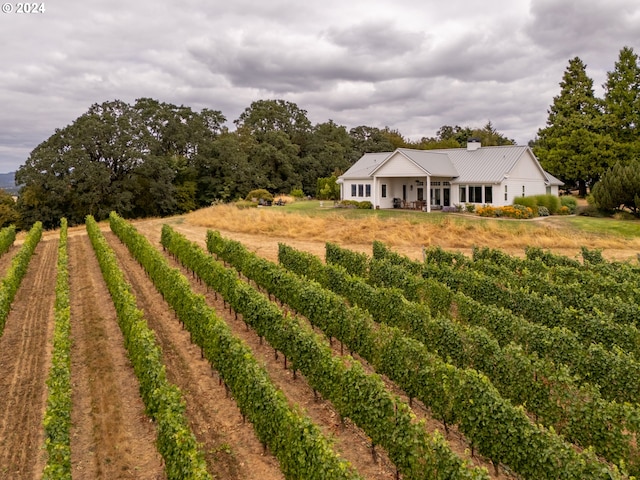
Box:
467;138;481;151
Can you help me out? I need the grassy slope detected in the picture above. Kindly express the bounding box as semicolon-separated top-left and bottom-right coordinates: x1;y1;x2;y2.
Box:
184;200;640;262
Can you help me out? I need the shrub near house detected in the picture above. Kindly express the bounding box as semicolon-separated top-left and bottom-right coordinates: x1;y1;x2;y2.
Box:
476;204;535;219
475;194;577;218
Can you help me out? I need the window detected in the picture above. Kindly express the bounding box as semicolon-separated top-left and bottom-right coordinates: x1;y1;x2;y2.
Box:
522;185;525;197
351;184;356;197
430;188;441;205
546;186;551;195
459;186;466;203
358;184;364;197
381;184;387;198
504;185;508;202
484;186;493;204
469;186;482;203
365;184;371;197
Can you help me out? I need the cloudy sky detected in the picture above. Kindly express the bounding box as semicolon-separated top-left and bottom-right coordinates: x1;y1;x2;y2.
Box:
1;0;639;173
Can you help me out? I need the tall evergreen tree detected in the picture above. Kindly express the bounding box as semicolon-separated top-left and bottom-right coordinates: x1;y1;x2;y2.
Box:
602;46;640;162
592;160;640;216
535;57;614;196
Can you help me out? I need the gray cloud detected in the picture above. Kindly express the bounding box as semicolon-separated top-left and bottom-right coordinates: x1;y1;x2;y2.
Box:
0;0;638;173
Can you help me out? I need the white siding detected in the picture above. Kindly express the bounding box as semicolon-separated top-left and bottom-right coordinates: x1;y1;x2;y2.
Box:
342;180;373;202
374;152;426;177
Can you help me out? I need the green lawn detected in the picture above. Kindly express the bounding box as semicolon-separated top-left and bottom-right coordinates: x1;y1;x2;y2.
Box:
559;215;640;239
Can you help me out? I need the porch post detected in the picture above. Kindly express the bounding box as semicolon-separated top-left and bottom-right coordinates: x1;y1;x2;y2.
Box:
426;176;431;212
373;175;378;208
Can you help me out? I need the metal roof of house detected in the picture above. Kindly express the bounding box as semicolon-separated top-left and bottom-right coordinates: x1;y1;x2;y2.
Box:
387;149;459;177
428;145;529;184
339;145;560;185
337;152;390;181
544;171;564;186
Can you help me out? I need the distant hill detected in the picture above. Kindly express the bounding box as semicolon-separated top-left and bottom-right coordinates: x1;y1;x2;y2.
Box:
0;172;18;194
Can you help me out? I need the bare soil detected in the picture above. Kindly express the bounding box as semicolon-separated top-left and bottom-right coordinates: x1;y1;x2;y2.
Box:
0;239;57;479
104;231;284;480
0;214;539;479
132;218;513;479
68;234;165;480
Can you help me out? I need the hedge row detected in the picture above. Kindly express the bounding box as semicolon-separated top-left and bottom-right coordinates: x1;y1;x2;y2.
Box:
0;221;42;335
371;243;640;406
161;224;486;480
207;231;624;480
278;243;639;474
108;213;359;480
0;225;16;256
42;219;71;479
86;216;212;479
470;246;640;325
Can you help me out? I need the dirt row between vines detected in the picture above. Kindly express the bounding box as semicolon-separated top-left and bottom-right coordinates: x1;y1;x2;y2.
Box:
0;240;56;479
1;220;509;479
132;218;513;479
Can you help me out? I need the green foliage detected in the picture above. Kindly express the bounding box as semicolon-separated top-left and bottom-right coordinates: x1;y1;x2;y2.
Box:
537;206;550;216
0;190;18;228
475;204;535;219
112;214;358;480
560;195;578;213
514;196;538;211
317;175;340;200
592;160;640;216
602;46;640;160
326;242;369;276
373;242;640;475
534;194;561;214
535;57;614;196
203;230;489;480
289;188;304;198
0;224;16;254
213;233;625;479
43;219;71;479
336;200;372;209
16;98;226;227
87;215;211;479
245;189;273;202
416;122;515;148
0;221;42;335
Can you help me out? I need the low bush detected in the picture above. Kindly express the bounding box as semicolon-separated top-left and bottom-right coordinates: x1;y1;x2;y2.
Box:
560;196;577;214
476;206;498;217
465;203;475;213
289;188;304;199
245;189;273;202
337;200;372;209
514;196;538;213
558;205;571;215
534;195;561;214
475;205;535;219
538;206;550;216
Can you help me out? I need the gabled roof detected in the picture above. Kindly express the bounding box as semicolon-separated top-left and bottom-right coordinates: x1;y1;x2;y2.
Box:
336;152;389;182
371;148;458;177
544;171;564;186
339;145;559;185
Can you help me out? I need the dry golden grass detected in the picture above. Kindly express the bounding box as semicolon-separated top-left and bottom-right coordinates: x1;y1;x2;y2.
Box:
184;204;640;262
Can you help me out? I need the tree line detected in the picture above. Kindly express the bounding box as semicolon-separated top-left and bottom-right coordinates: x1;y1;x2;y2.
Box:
13;97;513;229
534;46;640;203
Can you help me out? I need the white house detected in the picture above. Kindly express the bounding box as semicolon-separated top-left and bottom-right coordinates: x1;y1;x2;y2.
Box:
337;140;563;212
